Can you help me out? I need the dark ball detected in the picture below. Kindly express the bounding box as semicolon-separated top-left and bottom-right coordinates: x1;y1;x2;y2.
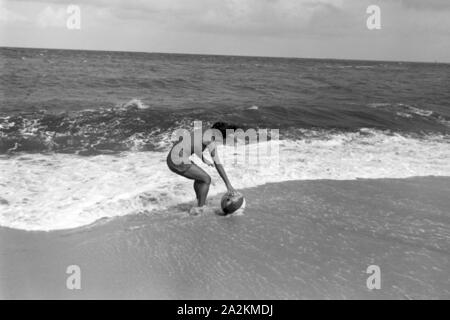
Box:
221;193;245;215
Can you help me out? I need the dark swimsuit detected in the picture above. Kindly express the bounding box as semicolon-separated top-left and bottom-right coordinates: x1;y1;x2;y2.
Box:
166;144;193;174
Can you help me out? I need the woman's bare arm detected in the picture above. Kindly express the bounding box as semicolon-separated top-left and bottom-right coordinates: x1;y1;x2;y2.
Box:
209;143;235;192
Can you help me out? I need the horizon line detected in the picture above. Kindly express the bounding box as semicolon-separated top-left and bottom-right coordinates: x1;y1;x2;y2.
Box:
1;45;448;65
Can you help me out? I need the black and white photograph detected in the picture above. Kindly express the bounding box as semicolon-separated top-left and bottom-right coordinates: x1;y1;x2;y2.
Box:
0;0;449;303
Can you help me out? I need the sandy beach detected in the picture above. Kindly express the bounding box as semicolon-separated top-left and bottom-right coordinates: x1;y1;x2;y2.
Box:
1;176;449;299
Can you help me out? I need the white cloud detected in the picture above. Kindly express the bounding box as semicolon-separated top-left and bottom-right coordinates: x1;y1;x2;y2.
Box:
36;5;66;28
0;0;27;23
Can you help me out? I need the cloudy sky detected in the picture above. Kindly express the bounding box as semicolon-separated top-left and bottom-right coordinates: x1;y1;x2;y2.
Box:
1;0;449;62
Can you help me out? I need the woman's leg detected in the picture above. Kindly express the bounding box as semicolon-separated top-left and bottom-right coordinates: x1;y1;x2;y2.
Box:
179;164;211;206
194;180;201;202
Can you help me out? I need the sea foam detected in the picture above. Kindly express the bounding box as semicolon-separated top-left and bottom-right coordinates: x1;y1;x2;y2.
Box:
0;129;449;231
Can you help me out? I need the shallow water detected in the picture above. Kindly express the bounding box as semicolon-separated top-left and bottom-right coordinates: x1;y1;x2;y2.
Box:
1;178;449;299
1;132;449;230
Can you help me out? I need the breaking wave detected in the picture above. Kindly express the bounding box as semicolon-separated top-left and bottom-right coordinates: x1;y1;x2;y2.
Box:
0;128;449;231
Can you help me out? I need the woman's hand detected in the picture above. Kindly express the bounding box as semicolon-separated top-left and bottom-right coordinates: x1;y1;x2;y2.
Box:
227;186;238;196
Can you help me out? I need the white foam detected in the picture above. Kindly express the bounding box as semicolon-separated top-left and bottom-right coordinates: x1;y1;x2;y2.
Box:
0;130;449;231
121;98;150;110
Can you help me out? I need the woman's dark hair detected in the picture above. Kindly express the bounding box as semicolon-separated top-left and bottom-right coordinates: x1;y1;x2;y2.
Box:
211;122;238;138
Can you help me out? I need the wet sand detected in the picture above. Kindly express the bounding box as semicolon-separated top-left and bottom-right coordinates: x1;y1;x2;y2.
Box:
1;177;449;299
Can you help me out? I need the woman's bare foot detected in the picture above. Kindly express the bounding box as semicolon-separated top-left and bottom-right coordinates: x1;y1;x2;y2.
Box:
189;206;204;216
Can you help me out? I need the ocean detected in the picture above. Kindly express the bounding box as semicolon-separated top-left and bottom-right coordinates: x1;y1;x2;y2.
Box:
1;46;450;231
